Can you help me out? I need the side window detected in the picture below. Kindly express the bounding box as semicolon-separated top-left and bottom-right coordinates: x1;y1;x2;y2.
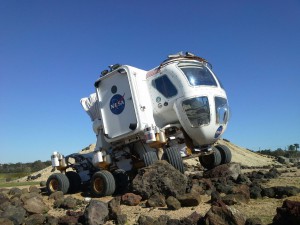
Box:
152;75;178;98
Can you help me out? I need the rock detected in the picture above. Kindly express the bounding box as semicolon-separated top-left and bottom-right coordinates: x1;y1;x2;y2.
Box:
0;218;14;225
58;212;85;225
215;183;233;194
190;184;204;195
84;200;109;225
157;215;170;225
249;185;262;199
117;214;127;225
58;215;80;225
24;214;45;225
45;215;59;225
108;197;121;220
10;197;22;207
40;181;46;187
20;192;42;202
0;204;26;225
146;194;166;207
167;219;181;225
204;204;246;225
8;188;22;197
176;192;201;207
132;160;187;199
264;168;281;179
0;201;11;211
200;178;215;191
0;192;10;205
231;184;250;201
211;191;222;206
121;193;142;206
236;174;252;185
166;196;181;210
138;215;169;225
273;200;300;225
29;186;41;193
222;194;249;205
245;217;262;225
262;187;275;198
273;186;300;198
277;156;289;164
21;188;29;194
23;196;49;214
61;196;78;209
53;198;64;208
66;210;84;217
137;215;157;225
203;163;241;180
181;212;202;225
49;191;64;200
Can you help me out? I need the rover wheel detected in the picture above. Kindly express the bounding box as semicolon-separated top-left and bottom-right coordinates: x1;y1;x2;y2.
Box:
113;169;129;195
91;170;116;197
164;147;185;174
46;173;70;194
66;171;81;193
143;151;158;167
199;147;222;170
215;144;232;164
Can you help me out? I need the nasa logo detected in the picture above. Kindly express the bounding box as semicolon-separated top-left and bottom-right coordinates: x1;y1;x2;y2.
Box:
110;94;125;115
214;125;223;138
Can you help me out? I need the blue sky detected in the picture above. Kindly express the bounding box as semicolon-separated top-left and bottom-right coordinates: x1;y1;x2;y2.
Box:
1;1;299;163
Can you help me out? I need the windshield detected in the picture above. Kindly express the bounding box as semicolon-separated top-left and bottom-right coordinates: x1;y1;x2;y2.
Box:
180;66;217;86
182;97;210;127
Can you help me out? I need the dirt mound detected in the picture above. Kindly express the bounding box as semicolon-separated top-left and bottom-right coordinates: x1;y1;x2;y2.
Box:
217;139;279;167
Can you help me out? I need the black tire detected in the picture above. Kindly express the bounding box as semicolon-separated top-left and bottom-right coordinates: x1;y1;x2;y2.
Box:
199;147;222;170
66;171;81;193
215;144;232;164
143;151;158;167
46;173;70;194
164;147;185;173
91;170;116;197
113;169;129;195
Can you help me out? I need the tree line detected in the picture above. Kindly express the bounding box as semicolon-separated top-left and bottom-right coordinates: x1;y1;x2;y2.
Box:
0;160;52;174
257;143;300;158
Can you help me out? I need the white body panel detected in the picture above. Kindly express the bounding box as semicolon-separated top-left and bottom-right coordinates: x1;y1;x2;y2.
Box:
95;66;155;143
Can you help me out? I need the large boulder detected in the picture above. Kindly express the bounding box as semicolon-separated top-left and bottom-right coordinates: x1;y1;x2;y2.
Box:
132;160;188;199
0;204;26;225
203;163;241;180
84;200;109;225
273;200;300;225
108;196;127;224
204;204;246;225
23;196;49;214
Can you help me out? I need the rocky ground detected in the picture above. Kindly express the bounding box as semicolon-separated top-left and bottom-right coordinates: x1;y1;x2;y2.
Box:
2;141;300;225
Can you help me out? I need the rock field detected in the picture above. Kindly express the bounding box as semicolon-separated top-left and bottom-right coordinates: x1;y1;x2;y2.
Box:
2;140;300;225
